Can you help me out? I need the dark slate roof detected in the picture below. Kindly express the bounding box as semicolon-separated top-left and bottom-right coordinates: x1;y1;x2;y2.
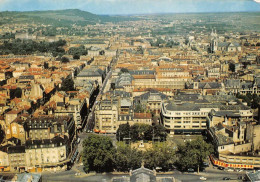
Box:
25;135;69;149
57;102;65;107
19;75;34;80
255;77;260;87
225;79;240;88
218;42;230;47
129;70;155;75
188;82;222;89
0;174;16;181
134;89;168;102
214;110;241;117
77;68;104;77
165;94;249;111
107;90;132;98
174;94;200;102
240;81;254;89
131;167;156;179
116;73;133;87
218;42;240;48
8;145;25;153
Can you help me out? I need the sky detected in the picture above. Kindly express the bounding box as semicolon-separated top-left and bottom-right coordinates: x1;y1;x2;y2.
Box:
0;0;260;15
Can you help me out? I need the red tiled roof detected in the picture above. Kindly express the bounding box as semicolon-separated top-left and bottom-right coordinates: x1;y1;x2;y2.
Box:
45;87;54;94
6;109;21;114
134;113;152;119
11;98;22;104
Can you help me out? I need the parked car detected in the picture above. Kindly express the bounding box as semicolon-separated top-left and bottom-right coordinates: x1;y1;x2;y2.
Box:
227;168;234;172
218;166;225;170
200;176;207;181
187;168;194;172
203;162;209;167
223;177;231;180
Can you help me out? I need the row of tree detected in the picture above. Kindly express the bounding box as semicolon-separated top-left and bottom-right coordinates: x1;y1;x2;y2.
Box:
176;136;213;172
116;123;167;142
236;93;260;109
0;39;90;60
82;134;175;173
82;134;213;173
68;46;88;59
0;39;66;57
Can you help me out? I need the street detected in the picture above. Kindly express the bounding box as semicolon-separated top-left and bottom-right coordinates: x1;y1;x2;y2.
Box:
42;165;246;182
77;56;118;155
83;56;116;134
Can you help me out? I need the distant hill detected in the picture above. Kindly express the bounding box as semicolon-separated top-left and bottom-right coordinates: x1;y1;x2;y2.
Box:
0;9;138;26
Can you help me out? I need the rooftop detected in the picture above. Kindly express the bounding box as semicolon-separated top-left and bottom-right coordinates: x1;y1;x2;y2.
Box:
165;94;249;112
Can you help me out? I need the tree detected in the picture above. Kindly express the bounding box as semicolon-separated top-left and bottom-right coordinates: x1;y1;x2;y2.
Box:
60;77;75;91
61;56;70;63
134;103;145;113
236;93;254;108
114;142;142;172
184;39;189;45
68;45;87;57
130;123;153;142
120;68;129;73
10;87;22;99
50;66;58;71
82;134;115;173
116;123;131;142
251;94;260;109
229;62;235;72
176;136;213;173
153;124;167;141
73;54;80;59
43;62;49;69
116;123;167;142
136;46;144;54
143;142;175;171
0;124;5;144
0;39;66;56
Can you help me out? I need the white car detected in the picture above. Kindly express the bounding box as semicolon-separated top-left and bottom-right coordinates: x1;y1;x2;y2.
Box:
200;176;207;181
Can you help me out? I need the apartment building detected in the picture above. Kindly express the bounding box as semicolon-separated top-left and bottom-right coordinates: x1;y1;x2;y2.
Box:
161;94;252;135
94;91;133;134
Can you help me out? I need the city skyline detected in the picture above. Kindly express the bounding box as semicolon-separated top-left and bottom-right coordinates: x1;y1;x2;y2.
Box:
0;0;260;15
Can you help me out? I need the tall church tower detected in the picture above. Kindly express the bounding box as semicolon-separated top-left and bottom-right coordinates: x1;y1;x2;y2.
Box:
210;29;218;53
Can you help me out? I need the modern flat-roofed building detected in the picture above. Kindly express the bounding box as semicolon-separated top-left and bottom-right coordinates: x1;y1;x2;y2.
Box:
161;94;252;135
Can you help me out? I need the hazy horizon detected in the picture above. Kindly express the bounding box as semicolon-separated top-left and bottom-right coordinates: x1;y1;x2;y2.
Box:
0;0;260;15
